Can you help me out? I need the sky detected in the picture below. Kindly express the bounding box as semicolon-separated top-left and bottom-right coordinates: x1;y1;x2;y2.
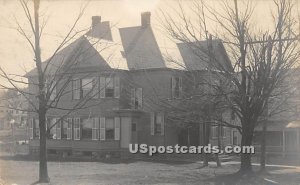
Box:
0;0;299;87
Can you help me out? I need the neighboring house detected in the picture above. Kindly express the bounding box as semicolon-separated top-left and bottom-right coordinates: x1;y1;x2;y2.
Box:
254;69;300;156
0;89;28;130
0;90;9;130
25;12;238;156
6;89;28;128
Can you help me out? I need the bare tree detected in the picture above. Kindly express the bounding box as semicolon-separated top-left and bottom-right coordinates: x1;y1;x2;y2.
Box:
0;0;118;182
159;0;300;174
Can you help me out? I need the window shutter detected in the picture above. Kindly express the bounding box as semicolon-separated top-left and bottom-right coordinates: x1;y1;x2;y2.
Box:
171;77;176;98
74;118;81;140
50;81;56;100
150;112;155;136
131;88;135;109
35;119;40;139
67;118;72;140
73;79;81;100
137;88;143;109
92;117;99;140
92;77;99;99
179;77;182;97
161;113;165;136
100;77;105;98
52;118;57;139
29;118;33;139
100;117;105;140
114;77;120;98
114;117;120;140
56;119;61;140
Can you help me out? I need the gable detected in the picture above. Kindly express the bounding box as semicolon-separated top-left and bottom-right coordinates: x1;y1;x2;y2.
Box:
119;26;165;70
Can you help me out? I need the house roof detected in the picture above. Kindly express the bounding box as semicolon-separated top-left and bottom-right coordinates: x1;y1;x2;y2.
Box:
26;15;232;77
119;26;166;70
177;40;233;71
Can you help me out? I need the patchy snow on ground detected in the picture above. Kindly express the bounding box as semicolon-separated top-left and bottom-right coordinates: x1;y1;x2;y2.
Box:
1;155;300;185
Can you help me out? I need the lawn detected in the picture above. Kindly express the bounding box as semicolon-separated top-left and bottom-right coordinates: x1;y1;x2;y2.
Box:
1;153;300;185
1;129;300;185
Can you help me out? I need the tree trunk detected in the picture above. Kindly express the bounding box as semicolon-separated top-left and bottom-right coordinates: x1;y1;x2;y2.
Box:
203;122;210;166
260;121;267;172
215;125;221;167
239;123;254;174
33;0;49;182
39;106;49;182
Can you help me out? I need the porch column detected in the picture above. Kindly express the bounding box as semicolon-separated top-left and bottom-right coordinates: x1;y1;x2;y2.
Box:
296;129;300;151
282;130;285;157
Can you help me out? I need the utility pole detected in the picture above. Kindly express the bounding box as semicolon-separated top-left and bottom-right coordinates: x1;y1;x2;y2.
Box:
260;36;274;172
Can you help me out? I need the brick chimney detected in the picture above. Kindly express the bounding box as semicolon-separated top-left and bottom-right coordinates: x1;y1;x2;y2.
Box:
92;16;101;28
141;12;151;27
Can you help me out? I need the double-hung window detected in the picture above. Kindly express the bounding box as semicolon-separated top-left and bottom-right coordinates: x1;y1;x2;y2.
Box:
99;76;120;98
82;78;93;98
131;88;143;109
81;118;93;139
98;117;120;140
61;119;68;139
105;118;115;140
105;77;114;98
